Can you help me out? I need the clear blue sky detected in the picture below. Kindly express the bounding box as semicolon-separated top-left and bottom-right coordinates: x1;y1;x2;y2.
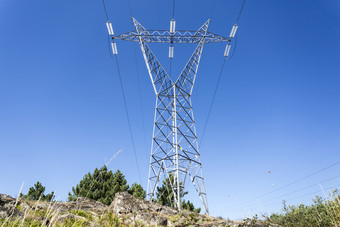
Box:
0;0;339;220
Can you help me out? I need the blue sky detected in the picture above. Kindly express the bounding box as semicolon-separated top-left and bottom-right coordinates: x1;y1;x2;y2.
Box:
0;0;339;220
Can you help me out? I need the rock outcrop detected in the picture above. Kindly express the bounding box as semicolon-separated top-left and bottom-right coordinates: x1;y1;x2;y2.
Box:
111;191;177;225
54;197;107;213
0;192;241;226
110;191;238;226
0;194;22;219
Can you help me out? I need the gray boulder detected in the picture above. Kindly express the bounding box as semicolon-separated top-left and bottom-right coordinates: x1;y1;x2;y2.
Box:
0;194;22;219
111;191;173;225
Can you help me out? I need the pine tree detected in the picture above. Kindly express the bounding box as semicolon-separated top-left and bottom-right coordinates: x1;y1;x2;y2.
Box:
155;174;201;213
68;165;130;205
128;183;146;200
21;181;55;202
182;200;201;213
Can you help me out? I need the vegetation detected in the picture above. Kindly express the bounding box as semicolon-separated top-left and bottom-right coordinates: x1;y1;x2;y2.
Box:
240;189;340;227
155;174;201;213
0;166;220;226
20;181;55;202
0;209;123;227
68;165;145;205
5;165;340;226
128;183;146;200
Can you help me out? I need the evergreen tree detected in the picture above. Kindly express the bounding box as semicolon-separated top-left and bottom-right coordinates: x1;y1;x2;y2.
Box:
21;181;55;202
128;183;146;200
155;174;201;213
68;165;129;205
182;200;201;213
156;174;186;207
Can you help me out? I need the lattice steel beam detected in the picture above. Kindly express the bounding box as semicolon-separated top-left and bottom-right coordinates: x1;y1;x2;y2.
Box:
113;30;229;43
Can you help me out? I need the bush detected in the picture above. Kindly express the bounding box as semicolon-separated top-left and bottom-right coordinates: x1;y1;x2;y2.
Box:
155;174;201;213
128;183;146;200
245;189;340;227
20;181;55;202
68;165;128;205
68;165;146;205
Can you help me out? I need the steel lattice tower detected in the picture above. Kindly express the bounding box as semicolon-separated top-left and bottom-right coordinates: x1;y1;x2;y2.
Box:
111;17;230;214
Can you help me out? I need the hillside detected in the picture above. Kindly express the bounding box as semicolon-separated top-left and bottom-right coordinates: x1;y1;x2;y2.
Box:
0;192;243;226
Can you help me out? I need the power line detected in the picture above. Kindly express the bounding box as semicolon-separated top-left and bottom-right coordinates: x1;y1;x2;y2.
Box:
113;55;143;184
236;0;247;24
132;47;149;158
227;159;340;211
233;174;340;212
272;127;339;172
259;184;340;210
100;0;143;184
225;128;340;212
253;160;340;201
101;0;109;21
199;57;227;148
228;33;238;60
126;0;149;160
264;174;340;204
127;0;133;19
199;0;246;148
210;0;217;20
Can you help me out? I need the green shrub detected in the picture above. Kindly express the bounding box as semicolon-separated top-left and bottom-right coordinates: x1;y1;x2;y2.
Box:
129;183;146;200
69;210;93;221
155;174;201;212
246;189;340;227
20;181;55;202
68;165;129;205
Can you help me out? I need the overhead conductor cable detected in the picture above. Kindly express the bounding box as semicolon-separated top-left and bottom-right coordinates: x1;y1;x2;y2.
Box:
100;0;142;184
200;0;246;148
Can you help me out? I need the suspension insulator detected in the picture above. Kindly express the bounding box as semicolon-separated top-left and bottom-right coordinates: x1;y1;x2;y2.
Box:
169;46;174;58
111;42;118;55
170;19;176;33
106;21;114;36
229;24;238;38
224;43;231;57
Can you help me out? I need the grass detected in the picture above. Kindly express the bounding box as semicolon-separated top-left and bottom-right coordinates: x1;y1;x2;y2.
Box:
0;192;124;227
0;196;157;227
239;189;340;227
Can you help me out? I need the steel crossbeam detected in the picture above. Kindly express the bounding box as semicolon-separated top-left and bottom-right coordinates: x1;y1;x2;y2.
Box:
113;30;229;44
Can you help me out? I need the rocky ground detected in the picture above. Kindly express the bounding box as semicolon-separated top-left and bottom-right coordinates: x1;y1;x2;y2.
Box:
0;192;245;226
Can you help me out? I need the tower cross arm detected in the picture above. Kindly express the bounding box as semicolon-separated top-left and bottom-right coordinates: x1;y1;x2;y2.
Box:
113;30;229;43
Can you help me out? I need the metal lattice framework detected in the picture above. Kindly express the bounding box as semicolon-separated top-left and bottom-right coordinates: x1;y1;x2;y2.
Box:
113;18;229;214
114;30;229;43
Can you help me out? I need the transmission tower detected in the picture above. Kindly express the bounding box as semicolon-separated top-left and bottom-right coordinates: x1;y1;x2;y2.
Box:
107;16;235;214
